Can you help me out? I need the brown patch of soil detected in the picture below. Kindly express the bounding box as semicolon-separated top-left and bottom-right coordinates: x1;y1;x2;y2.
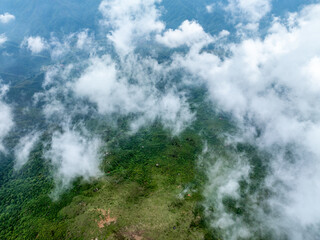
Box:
95;209;117;228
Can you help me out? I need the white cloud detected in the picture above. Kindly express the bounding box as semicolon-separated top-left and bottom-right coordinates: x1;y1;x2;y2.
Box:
219;29;230;38
172;3;320;239
0;34;7;46
45;127;102;198
73;55;121;114
22;36;48;54
99;0;165;55
0;82;14;153
156;20;213;48
14;132;41;170
0;12;15;24
72;54;194;134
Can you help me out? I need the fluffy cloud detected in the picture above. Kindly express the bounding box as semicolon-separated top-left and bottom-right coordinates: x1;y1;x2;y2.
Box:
0;83;14;153
72;54;193;134
0;12;15;24
22;36;48;54
171;3;320;239
45;127;102;198
99;0;164;55
73;55;120;114
156;20;213;48
218;29;230;38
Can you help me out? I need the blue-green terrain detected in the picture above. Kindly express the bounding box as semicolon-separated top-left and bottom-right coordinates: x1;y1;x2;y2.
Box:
0;1;320;239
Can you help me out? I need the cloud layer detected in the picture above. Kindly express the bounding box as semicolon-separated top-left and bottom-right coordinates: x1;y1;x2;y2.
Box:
7;1;320;238
0;82;14;153
169;2;320;239
27;0;195;196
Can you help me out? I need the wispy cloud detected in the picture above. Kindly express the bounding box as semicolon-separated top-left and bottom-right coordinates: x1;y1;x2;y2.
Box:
226;0;271;22
206;4;215;13
0;34;7;46
14;132;41;170
0;82;14;153
226;0;272;34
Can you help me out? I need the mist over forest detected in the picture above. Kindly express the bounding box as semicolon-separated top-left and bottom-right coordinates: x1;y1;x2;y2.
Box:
1;1;320;239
